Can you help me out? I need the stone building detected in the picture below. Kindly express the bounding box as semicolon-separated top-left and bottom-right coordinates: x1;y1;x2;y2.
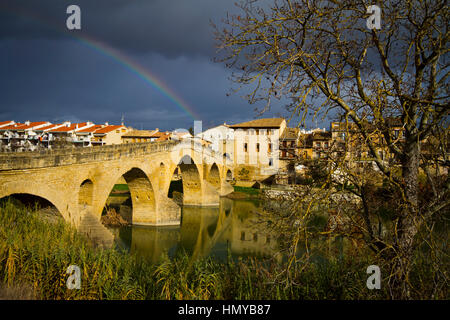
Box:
229;118;286;182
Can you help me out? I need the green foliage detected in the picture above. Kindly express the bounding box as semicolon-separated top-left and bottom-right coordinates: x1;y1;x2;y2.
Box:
112;184;129;192
233;186;260;195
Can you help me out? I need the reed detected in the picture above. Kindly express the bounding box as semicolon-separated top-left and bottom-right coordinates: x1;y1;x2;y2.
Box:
0;200;446;300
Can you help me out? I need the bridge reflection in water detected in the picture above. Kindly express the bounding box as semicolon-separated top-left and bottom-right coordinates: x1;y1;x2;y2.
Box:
110;198;281;263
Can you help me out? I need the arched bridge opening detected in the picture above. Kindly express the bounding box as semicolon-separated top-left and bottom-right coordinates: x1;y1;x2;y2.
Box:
102;167;157;226
206;163;221;190
168;155;202;206
0;193;63;222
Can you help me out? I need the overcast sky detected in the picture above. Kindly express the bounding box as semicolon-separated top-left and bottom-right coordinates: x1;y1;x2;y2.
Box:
0;0;329;131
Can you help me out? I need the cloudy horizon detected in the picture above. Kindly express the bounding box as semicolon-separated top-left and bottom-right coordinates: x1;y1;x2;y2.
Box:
0;0;330;132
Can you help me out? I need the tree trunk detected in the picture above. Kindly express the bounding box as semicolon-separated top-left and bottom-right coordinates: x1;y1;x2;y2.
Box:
389;137;419;299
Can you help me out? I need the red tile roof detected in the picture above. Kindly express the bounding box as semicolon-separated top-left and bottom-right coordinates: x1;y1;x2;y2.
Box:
121;130;157;138
0;121;127;136
152;131;170;137
76;125;104;133
156;132;171;141
0;121;14;127
48;124;78;132
18;121;50;130
34;124;62;132
93;125;125;134
48;122;91;133
0;123;24;130
229;118;285;128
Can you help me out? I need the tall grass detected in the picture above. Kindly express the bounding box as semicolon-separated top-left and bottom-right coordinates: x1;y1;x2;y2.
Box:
0;200;445;300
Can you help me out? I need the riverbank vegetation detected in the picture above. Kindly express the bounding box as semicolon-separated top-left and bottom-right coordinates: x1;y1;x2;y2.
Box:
0;199;447;300
225;186;261;200
213;0;449;299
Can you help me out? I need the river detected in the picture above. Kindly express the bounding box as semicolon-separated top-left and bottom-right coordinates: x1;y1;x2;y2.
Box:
107;198;282;263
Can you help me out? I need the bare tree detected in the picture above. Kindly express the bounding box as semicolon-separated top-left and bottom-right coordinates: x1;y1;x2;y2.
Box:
214;0;449;298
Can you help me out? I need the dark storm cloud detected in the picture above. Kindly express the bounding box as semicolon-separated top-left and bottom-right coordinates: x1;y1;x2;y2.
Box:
0;0;235;58
0;0;327;131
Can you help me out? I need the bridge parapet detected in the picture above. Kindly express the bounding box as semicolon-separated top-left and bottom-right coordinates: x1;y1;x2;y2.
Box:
0;141;179;170
0;139;224;170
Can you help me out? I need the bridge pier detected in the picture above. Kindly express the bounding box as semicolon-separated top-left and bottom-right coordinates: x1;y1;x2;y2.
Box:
176;180;234;207
219;181;234;197
199;180;221;206
133;196;181;226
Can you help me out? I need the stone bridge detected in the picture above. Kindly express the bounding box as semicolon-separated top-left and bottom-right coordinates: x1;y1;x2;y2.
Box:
0;140;235;244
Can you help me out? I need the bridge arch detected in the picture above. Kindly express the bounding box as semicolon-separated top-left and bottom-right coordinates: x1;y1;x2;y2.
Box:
172;154;203;206
123;167;156;225
0;193;65;220
206;163;221;190
102;167;157;225
226;169;233;182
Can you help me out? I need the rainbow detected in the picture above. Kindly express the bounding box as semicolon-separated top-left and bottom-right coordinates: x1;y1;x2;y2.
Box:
75;35;200;120
0;5;201;120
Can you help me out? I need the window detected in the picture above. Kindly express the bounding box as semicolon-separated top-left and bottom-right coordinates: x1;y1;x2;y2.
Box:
269;158;273;166
253;233;258;242
268;143;272;153
324;142;329;149
116;130;120;133
240;231;245;241
256;129;259;135
256;143;260;152
244;143;248;152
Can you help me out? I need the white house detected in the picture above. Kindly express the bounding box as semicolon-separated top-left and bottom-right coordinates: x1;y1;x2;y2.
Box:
229;118;286;175
196;123;235;155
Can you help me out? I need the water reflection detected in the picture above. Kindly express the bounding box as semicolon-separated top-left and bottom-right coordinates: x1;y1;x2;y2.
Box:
112;198;281;263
